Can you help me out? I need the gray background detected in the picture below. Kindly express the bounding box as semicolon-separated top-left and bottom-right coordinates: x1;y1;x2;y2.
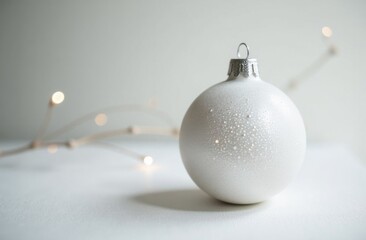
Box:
0;0;365;160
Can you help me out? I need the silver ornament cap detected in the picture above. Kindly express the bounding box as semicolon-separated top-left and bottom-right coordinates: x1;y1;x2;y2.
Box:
227;43;259;79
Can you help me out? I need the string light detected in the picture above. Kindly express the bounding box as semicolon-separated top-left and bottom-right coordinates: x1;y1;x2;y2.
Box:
322;26;333;38
94;113;108;126
51;91;65;105
143;156;154;165
0;29;337;161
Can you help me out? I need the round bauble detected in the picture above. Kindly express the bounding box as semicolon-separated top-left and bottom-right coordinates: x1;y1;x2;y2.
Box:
179;45;306;204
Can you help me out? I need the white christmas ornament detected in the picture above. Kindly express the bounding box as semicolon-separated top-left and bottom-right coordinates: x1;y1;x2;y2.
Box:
179;43;306;204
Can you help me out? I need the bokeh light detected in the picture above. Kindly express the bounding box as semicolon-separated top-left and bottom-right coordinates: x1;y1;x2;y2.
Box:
51;91;65;105
95;113;108;126
322;26;333;38
143;156;154;165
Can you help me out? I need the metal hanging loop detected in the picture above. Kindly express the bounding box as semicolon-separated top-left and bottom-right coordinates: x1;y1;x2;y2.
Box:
237;43;250;59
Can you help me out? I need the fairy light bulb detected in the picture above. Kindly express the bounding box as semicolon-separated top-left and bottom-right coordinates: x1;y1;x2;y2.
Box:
179;43;306;204
143;156;154;165
51;91;65;105
322;26;333;38
95;113;108;126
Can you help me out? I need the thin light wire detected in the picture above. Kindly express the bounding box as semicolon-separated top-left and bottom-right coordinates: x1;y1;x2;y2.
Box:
34;103;54;141
285;29;337;91
74;126;176;147
0;126;177;158
91;141;143;160
285;47;335;91
44;104;175;140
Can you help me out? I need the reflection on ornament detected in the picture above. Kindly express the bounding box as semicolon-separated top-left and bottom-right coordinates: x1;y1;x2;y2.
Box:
179;43;306;204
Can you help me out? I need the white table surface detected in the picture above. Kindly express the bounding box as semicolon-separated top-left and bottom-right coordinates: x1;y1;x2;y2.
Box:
0;140;365;240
